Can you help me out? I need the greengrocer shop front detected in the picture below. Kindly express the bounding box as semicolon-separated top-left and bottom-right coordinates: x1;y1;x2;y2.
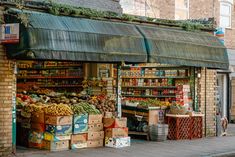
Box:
1;7;229;154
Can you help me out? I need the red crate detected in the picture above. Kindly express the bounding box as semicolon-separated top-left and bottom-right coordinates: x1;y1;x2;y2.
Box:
190;116;203;139
167;115;191;140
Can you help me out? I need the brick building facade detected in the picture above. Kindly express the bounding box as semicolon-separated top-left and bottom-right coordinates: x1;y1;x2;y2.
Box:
0;0;230;156
121;0;234;135
0;6;16;157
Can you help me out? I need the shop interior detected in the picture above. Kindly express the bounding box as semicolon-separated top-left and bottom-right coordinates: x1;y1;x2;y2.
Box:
16;60;202;151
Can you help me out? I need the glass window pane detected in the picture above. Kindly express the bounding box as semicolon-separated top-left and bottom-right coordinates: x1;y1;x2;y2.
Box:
175;0;188;9
220;16;230;28
220;4;231;15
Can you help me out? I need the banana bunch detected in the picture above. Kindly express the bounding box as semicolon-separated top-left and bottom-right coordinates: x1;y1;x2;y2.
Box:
44;103;73;116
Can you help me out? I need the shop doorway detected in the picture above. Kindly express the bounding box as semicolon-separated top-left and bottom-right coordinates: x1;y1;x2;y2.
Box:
216;74;228;118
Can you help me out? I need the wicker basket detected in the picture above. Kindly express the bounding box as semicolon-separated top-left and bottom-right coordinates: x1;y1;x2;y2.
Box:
169;105;187;115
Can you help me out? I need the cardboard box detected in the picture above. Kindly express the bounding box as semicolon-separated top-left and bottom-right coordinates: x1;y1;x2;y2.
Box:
28;131;44;144
73;114;88;124
103;117;127;128
31;123;45;132
31;112;44;123
105;137;131;148
43;140;69;151
44;132;71;142
104;112;113;118
105;127;128;138
88;123;103;132
73;123;88;134
45;124;72;136
88;114;103;124
88;131;104;140
45;115;72;125
71;142;87;149
71;134;87;144
87;140;103;148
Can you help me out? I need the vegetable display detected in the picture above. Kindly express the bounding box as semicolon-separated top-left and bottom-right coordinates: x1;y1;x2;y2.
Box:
71;102;100;115
88;95;116;114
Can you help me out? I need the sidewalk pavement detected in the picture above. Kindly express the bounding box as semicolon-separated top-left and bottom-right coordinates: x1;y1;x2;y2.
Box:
14;124;235;157
15;135;235;157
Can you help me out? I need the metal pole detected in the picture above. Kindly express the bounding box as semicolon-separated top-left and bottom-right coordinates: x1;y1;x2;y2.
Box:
205;68;207;136
116;64;122;118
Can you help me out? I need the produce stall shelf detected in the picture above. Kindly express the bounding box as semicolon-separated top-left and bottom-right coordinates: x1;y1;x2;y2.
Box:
122;106;163;141
18;76;83;79
122;95;176;98
128;131;150;141
121;77;190;79
122;86;177;89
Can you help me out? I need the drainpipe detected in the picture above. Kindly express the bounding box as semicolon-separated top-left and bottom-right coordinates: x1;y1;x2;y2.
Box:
205;68;207;136
135;26;150;62
227;73;231;122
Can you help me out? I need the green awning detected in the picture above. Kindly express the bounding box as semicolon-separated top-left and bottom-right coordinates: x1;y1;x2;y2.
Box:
137;25;229;69
5;9;147;63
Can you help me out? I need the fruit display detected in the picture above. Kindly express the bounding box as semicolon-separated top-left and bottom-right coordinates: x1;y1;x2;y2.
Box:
88;95;116;114
44;103;73;116
123;97;171;109
70;102;100;115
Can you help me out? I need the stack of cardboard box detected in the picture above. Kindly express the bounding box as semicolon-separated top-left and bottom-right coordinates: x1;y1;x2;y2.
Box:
87;114;104;148
102;77;114;96
70;114;89;149
103;114;130;148
43;115;72;151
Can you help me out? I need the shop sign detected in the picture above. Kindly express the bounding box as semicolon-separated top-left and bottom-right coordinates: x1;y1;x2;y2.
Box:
1;23;19;44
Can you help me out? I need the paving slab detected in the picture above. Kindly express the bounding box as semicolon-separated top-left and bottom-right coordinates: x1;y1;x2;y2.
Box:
14;136;235;157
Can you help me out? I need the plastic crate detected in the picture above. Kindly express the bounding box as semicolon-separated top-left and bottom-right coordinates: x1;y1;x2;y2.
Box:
167;115;191;140
190;116;203;139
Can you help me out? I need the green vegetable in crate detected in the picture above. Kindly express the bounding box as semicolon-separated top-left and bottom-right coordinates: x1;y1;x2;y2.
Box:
70;102;100;115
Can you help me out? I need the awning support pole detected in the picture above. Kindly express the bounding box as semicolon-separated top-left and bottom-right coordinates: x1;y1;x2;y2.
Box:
116;63;122;118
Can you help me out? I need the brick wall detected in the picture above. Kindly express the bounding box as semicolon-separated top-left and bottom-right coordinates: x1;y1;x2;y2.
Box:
0;6;16;156
159;0;175;19
198;68;217;136
189;0;235;49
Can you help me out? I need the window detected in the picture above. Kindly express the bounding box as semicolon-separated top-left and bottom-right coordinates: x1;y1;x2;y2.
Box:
220;2;232;28
120;0;159;18
175;0;189;20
